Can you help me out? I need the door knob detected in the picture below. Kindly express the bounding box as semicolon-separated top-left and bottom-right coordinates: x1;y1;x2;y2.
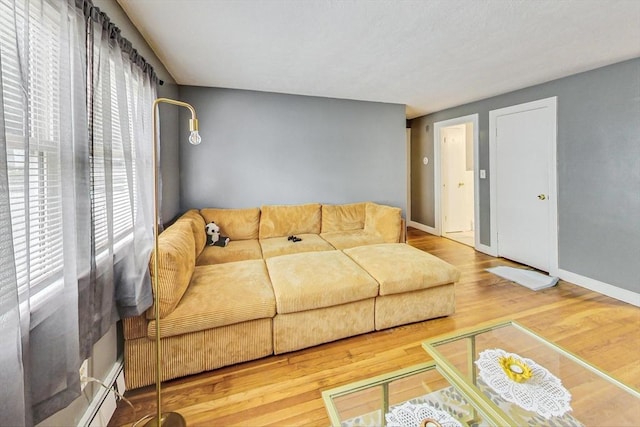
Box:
458;182;465;187
538;194;546;200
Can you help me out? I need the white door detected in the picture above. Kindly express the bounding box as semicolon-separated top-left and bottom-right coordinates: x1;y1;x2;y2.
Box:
490;97;557;273
442;127;469;232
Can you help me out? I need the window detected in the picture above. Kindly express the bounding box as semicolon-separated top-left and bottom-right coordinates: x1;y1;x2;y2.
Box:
90;53;138;257
1;0;147;300
1;0;65;296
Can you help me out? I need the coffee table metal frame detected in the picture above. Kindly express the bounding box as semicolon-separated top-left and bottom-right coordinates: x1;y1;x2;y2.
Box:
323;320;640;427
421;319;640;425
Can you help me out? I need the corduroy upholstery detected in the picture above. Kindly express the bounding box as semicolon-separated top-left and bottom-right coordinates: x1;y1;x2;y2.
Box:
197;239;263;265
320;202;403;249
200;207;260;240
147;220;196;319
148;260;275;338
123;202;459;390
259;233;334;259
344;243;461;295
374;284;456;330
364;202;403;243
273;299;375;354
267;251;379;313
319;229;387;250
179;209;207;257
258;203;321;239
321;202;366;232
124;318;273;389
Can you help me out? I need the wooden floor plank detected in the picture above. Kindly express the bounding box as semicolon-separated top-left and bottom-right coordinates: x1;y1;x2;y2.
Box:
109;228;640;426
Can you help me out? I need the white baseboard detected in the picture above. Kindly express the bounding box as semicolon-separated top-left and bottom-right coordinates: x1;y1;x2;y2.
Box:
78;357;125;427
407;220;437;235
558;269;640;307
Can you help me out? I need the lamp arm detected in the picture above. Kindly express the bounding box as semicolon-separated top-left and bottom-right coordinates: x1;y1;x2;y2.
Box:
153;97;198;120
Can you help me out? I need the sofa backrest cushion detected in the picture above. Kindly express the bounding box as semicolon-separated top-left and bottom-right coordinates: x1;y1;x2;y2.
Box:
364;202;402;243
321;202;366;233
259;203;321;239
147;220;196;319
178;209;207;257
200;207;260;240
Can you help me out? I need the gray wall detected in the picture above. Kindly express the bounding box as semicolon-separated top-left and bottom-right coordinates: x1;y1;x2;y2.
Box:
410;57;640;293
158;83;182;223
178;87;407;213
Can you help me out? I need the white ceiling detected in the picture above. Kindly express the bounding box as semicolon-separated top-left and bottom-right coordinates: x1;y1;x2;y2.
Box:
117;0;640;119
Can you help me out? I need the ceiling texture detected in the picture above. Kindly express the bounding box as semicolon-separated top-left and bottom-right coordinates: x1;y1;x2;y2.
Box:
117;0;640;118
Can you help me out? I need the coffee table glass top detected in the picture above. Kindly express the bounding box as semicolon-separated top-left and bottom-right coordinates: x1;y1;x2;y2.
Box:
422;320;640;427
322;362;495;426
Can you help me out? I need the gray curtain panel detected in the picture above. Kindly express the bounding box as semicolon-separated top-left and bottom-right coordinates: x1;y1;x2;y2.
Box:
0;44;28;427
0;0;157;424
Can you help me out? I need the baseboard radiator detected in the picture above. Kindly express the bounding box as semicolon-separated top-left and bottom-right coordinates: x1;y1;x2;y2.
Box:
78;357;125;427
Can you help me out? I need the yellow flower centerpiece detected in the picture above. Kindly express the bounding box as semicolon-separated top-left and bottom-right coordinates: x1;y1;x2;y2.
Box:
499;355;532;383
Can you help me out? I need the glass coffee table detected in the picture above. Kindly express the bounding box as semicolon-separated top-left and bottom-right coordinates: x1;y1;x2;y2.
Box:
322;361;496;426
323;320;639;426
422;320;640;426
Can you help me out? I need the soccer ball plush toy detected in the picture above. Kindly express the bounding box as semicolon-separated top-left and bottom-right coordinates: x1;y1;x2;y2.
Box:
205;221;230;247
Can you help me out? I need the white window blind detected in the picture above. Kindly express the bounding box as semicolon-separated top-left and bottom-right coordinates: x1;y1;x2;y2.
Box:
2;0;149;304
1;0;65;296
91;52;136;255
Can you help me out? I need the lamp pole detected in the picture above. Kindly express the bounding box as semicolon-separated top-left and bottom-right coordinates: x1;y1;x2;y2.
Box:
145;98;200;427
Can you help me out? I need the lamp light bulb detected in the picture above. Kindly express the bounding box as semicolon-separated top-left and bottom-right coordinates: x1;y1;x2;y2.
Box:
189;130;201;145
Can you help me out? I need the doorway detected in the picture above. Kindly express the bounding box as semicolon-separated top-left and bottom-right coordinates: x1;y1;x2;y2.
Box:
434;114;479;248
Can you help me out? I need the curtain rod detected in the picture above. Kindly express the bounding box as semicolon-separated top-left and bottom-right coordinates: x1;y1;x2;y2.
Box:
81;0;164;85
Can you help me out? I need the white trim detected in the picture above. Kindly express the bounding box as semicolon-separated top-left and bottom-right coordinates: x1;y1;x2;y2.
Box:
406;128;411;223
476;242;497;257
433;114;480;249
489;97;558;275
78;357;125;427
558;269;640;307
408;220;437;235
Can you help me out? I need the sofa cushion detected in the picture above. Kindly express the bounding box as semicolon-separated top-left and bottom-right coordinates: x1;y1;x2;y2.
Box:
200;207;260;240
260;234;335;259
179;209;207;257
147;220;196;319
320;229;386;250
321;202;366;233
364;203;402;243
197;239;263;265
259;203;321;239
266;250;379;314
148;260;275;338
343;243;461;296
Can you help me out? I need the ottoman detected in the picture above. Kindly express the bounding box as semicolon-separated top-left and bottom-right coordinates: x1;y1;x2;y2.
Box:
344;243;460;330
266;250;379;354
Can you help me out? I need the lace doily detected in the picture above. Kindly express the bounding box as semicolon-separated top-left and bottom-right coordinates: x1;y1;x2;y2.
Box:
385;402;462;427
475;348;572;419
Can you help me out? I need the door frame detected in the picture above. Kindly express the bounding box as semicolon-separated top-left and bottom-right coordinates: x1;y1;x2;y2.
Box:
433;113;479;249
406;128;411;224
489;96;559;275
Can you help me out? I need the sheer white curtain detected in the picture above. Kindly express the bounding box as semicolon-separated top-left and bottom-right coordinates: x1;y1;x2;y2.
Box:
83;8;156;351
0;0;157;424
0;1;87;424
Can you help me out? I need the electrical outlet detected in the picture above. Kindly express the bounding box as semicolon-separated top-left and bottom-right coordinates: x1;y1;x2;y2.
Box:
79;359;89;391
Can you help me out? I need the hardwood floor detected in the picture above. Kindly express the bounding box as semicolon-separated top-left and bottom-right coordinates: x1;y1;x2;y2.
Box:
109;228;640;426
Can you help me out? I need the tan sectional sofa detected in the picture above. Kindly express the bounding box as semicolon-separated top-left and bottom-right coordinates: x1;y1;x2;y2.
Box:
122;202;460;390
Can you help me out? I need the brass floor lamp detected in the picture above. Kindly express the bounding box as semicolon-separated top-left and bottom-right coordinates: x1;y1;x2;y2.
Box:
146;98;201;427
